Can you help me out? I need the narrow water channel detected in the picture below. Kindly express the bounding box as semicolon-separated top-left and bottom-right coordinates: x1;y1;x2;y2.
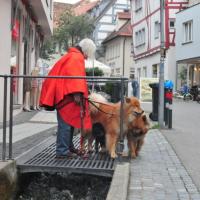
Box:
15;172;111;200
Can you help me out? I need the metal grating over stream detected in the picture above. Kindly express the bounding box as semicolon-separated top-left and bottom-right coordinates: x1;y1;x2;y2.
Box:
16;135;115;177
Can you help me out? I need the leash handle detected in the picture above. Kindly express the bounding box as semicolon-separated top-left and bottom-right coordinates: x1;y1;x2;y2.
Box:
79;95;84;150
80;94;84;135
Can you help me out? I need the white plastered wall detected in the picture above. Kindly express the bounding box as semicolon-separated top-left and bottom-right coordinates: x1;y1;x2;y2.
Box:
0;0;12;122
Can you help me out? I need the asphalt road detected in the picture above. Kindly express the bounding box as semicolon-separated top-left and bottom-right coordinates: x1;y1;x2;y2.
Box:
143;99;200;192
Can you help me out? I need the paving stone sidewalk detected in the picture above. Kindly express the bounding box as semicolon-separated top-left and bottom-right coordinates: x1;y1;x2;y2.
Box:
128;129;200;200
0;110;57;159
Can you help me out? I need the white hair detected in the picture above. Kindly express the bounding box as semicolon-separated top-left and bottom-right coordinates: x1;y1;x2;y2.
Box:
79;38;96;59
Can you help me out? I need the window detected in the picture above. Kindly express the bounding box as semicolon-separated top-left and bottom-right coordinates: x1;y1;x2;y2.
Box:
46;0;49;6
183;20;193;43
154;21;160;39
109;62;116;76
130;67;135;75
169;19;175;29
152;64;158;78
117;44;120;57
135;28;145;47
116;68;120;74
137;68;141;79
142;67;147;77
50;0;53;19
135;0;142;12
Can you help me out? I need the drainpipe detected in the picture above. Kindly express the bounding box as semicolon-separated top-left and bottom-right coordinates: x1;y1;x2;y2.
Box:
175;62;178;91
122;37;127;77
158;0;165;128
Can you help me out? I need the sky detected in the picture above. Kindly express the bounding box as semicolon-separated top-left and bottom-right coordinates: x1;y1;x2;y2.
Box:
53;0;80;4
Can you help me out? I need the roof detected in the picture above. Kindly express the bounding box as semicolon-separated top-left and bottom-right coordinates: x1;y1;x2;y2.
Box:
53;2;73;28
117;11;131;19
102;20;132;44
73;0;100;16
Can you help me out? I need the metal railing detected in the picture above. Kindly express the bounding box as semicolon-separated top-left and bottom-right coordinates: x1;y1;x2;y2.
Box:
0;74;128;161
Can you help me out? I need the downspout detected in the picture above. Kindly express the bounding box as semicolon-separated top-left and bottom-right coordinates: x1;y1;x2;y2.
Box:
122;37;127;76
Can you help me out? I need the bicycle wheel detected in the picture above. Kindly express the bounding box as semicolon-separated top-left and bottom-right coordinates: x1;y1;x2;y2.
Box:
183;94;193;101
196;96;200;104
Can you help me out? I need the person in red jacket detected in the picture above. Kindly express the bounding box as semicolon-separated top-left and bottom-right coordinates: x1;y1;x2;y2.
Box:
40;38;96;158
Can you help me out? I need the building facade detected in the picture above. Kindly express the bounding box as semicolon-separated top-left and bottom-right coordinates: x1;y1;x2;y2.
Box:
102;12;134;78
130;0;188;87
0;0;53;121
189;0;200;6
176;2;200;89
92;0;130;59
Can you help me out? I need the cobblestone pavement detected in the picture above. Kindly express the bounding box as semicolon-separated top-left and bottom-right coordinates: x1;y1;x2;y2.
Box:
128;129;200;200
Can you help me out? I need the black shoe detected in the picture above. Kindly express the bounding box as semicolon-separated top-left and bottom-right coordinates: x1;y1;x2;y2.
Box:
70;147;79;154
55;152;78;159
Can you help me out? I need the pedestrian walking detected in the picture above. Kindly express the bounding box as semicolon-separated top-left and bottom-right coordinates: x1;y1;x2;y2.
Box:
40;38;96;159
131;76;139;97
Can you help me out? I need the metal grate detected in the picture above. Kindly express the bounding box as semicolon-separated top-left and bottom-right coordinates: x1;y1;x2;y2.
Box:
16;135;115;177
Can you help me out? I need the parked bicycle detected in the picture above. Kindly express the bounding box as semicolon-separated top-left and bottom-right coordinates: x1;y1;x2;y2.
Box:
195;87;200;104
173;85;193;101
197;95;200;103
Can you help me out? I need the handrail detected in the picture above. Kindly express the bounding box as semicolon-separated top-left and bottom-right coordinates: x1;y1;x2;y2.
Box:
2;76;8;161
0;74;128;80
0;74;128;161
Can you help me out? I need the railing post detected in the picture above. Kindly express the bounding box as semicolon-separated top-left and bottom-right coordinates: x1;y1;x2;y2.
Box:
2;76;8;161
9;76;13;159
118;78;125;160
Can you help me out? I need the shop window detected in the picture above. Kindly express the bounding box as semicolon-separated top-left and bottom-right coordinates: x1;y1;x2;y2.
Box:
11;17;20;104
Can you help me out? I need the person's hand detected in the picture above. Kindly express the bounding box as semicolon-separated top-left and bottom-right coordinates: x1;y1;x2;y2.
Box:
73;93;82;105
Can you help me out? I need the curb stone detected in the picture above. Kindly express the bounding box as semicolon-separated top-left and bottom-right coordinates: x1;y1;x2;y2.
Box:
106;162;130;200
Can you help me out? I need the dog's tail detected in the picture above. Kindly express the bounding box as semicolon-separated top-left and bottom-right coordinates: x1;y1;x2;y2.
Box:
88;93;107;114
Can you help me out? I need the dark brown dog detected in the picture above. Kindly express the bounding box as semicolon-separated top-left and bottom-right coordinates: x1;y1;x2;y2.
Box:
126;113;149;158
92;122;106;153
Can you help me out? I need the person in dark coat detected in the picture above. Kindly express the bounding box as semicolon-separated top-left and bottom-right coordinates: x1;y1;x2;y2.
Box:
131;78;139;97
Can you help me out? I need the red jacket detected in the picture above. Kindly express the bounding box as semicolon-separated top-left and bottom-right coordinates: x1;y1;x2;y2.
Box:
40;47;91;129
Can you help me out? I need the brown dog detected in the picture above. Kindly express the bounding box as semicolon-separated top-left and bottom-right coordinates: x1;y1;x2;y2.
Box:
84;93;148;158
126;112;149;158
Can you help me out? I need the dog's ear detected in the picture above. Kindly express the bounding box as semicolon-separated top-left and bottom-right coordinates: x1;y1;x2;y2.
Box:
125;97;131;103
142;114;150;126
142;115;147;122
